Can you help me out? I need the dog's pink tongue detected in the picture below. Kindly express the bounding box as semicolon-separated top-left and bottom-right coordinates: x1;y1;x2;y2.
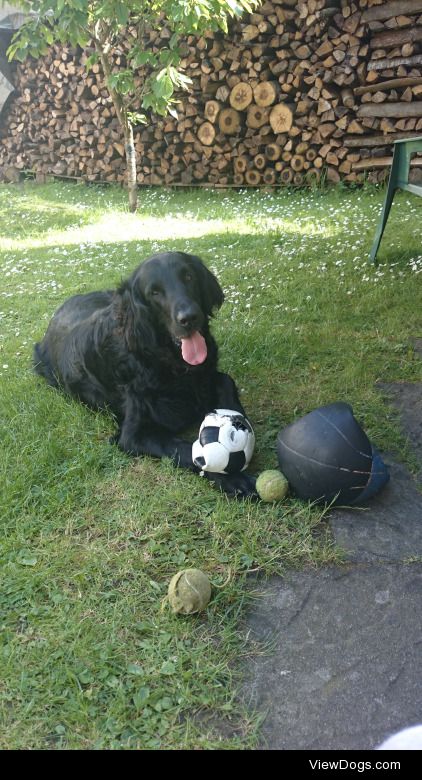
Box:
181;332;207;365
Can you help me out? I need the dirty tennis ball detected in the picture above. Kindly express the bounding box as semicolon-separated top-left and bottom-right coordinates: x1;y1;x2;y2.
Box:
256;469;289;502
168;569;212;615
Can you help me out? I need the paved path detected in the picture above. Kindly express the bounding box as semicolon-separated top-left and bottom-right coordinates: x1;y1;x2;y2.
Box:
242;345;422;750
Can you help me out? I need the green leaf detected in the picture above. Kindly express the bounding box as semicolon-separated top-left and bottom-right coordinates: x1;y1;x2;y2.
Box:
107;69;135;96
149;580;161;592
141;93;155;110
158;49;179;68
127;110;148;126
78;669;94;684
160;660;176;676
115;3;129;26
131;50;156;68
153;71;174;101
17;551;37;566
127;663;144;676
169;32;179;51
133;687;151;708
153;696;173;712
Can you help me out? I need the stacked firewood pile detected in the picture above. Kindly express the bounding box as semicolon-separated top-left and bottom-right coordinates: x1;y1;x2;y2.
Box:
1;0;422;186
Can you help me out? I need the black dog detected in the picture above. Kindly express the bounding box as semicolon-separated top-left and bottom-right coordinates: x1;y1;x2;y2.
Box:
34;251;256;498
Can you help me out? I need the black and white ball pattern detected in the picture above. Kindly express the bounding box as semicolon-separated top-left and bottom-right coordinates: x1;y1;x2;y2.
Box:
192;409;255;475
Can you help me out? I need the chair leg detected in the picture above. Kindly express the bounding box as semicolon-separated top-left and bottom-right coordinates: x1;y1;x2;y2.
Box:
368;147;403;264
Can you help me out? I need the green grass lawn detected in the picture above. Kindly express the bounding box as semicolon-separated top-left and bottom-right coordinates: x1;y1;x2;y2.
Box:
1;181;421;749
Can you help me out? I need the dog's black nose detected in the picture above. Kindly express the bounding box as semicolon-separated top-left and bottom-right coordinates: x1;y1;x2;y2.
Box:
176;305;201;330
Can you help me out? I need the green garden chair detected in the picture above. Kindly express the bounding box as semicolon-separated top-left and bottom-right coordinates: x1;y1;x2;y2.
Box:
369;135;422;263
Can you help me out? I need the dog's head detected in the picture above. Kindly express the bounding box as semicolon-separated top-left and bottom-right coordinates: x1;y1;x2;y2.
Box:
121;252;224;365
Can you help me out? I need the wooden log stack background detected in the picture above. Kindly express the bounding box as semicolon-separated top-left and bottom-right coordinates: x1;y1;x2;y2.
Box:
1;0;422;187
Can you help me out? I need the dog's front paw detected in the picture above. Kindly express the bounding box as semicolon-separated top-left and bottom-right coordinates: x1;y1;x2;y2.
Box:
202;471;258;500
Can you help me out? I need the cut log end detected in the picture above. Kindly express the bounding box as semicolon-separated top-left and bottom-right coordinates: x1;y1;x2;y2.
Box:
269;103;293;134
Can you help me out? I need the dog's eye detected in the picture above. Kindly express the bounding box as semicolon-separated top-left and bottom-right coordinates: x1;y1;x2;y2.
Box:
150;286;161;297
184;272;192;283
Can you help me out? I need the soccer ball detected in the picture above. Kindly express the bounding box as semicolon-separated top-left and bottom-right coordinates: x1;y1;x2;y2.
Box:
192;409;255;475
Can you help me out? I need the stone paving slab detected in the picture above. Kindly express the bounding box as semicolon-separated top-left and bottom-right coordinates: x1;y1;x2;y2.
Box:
330;458;422;563
242;563;422;750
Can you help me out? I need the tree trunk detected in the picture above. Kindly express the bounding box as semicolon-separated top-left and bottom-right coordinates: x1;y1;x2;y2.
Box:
124;123;138;213
96;38;138;212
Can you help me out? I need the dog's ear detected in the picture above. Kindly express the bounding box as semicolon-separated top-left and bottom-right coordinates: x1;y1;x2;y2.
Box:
188;255;224;316
116;278;157;353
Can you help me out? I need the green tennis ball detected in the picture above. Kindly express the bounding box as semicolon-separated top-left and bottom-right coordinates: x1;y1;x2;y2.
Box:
168;568;212;615
256;469;289;502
